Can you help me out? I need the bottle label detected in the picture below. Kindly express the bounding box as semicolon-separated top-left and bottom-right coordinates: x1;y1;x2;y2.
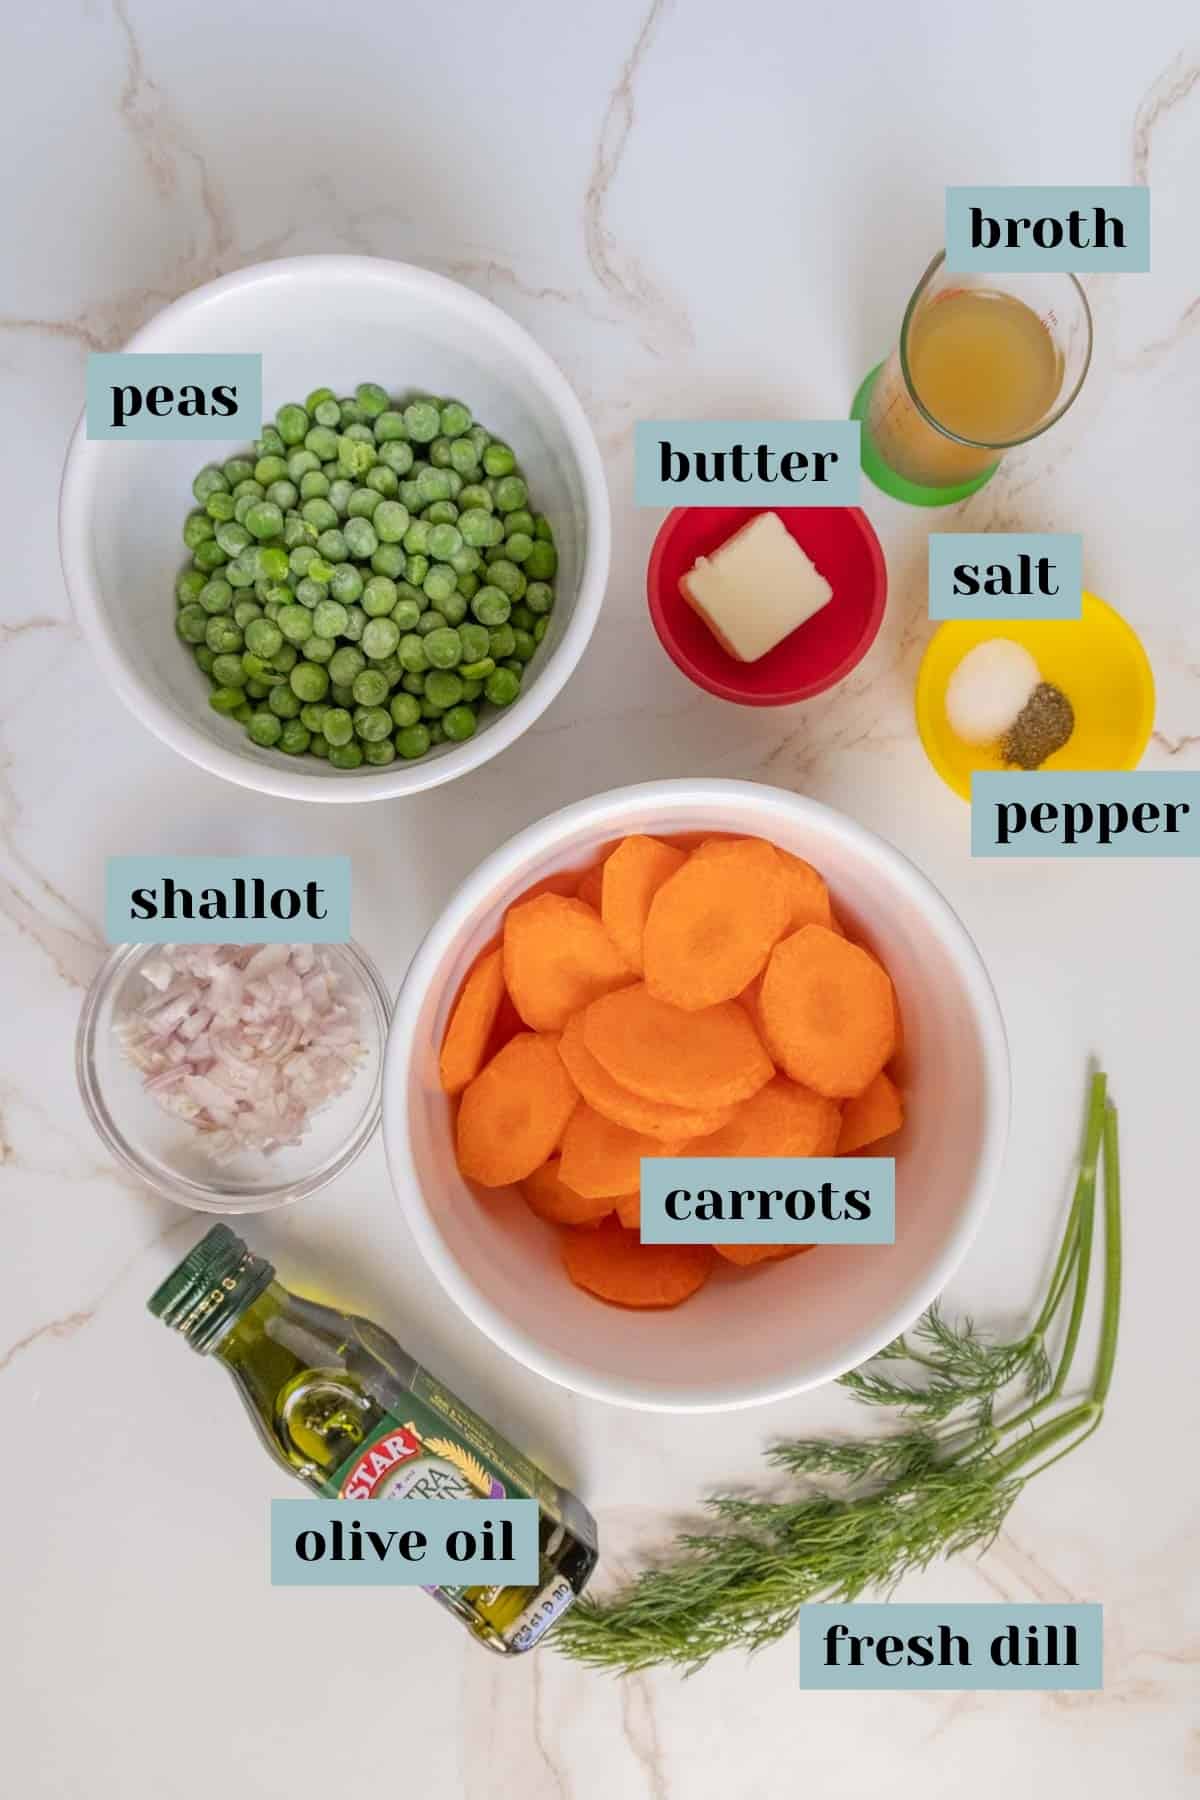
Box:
325;1408;511;1505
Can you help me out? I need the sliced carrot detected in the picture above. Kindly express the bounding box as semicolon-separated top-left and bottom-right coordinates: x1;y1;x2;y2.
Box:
776;850;833;932
600;835;688;974
503;892;633;1032
814;1101;844;1155
759;925;897;1098
583;984;774;1109
642;837;789;1010
456;1031;578;1187
439;948;506;1095
483;985;525;1064
558;1102;679;1198
690;1074;841;1159
575;860;606;911
714;1244;817;1267
837;1070;904;1154
511;869;584;908
522;1157;614;1226
561;1215;714;1309
558;1012;735;1142
615;1191;641;1230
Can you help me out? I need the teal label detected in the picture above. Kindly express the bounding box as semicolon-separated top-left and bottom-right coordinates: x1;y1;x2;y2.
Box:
638;1157;895;1244
86;353;262;439
106;855;351;942
634;420;861;505
945;186;1149;272
799;1604;1102;1690
269;1499;540;1586
971;774;1198;857
929;533;1082;620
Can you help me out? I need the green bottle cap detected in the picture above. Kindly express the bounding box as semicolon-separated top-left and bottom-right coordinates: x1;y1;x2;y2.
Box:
148;1224;273;1353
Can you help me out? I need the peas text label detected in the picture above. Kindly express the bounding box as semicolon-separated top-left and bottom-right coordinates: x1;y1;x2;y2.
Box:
928;533;1082;621
85;353;263;440
945;186;1149;272
634;420;861;506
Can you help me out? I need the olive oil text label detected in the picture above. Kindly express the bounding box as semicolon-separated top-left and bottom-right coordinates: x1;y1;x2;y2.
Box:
270;1499;540;1586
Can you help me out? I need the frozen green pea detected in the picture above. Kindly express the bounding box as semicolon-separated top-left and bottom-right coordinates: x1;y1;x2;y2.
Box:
293;577;324;609
321;707;354;747
457;623;490;663
456;573;479;602
526;541;558;580
482;443;516;477
458;483;492;512
257;546;290;582
399;672;425;696
390;597;421;633
305;425;339;461
485;667;521;707
268;683;301;719
208;685;243;715
257;427;285;456
534;514;554;541
177;568;207;606
329;563;364;605
279;720;311;755
306;389;335;413
458;508;495;548
287;448;321;480
402;521;430;556
232;480;264;504
223;457;254;486
353;704;392;743
458;657;495;682
510;603;535;632
362;617;400;660
204;490;236;523
427;523;462;561
361;577;395;617
337;436;376;479
212;652;248;687
338;397;365;426
427;437;452;469
327;646;366;687
375;410;408;442
403;401;440;443
352;669;390;707
341;606;366;643
277;604;313;645
344;423;375;447
374;500;409;543
442;704;477;742
315;528;347;562
193;539;229;571
344;516;378;559
505;532;534;564
177;604;209;644
438;400;470;439
276;404;310;446
432;591;468;626
493;475;528;514
356;381;390;418
504;510;535;539
314;399;342;429
423;563;457;605
365;464;399;498
254;455;289;487
247;711;282;747
309;734;330;759
311;600;348;639
327;478;354;517
472;586;511;628
183;511;215;550
424;670;464;709
244;678;271;699
396;723;431;759
389;692;421;728
329;682;355;709
243;617;283;660
363;739;395;766
420;697;445;720
328;742;364;769
487;623;515;659
380;441;415;476
371;543;406;579
272;642;298;674
406;553;430;587
415;466;452;504
488;559;526;599
198;578;233;615
347;485;381;518
289;544;318;579
448;439;478;478
424;626;463;670
398;633;428;673
511;629;536;664
226;550;260;589
525;581;555;615
300;702;329;732
215;520;251;558
301;497;338;532
459;678;483;702
533;616;549;644
283;515;315;550
193;466;229;504
194;646;217;675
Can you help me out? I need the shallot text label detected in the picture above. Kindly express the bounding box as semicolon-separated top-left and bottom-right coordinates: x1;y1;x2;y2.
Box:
106;855;351;943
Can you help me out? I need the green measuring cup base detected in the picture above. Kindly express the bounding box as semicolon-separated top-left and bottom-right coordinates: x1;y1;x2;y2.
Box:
851;364;999;508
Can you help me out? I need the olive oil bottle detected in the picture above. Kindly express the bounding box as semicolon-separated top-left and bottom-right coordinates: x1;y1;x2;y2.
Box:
149;1225;598;1654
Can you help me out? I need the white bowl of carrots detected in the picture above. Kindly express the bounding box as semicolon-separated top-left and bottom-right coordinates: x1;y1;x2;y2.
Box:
383;778;1010;1412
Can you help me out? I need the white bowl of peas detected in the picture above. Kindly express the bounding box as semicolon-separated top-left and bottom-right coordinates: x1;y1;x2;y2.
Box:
60;255;611;799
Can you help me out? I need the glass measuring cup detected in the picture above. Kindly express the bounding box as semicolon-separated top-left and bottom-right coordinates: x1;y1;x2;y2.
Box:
852;254;1093;505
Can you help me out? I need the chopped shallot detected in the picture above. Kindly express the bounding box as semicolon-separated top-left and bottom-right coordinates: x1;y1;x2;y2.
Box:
117;944;366;1158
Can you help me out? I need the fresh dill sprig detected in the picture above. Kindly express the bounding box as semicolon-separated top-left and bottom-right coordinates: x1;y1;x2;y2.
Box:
555;1072;1119;1676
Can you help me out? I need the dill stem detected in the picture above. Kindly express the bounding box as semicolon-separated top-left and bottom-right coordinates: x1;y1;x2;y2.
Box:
1091;1103;1122;1408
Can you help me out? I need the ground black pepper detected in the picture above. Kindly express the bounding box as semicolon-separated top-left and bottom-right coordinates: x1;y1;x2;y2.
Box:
1001;682;1075;769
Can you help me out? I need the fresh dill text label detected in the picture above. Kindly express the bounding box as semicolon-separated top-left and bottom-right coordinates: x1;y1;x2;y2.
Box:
270;1499;540;1587
638;1157;894;1244
86;353;263;439
928;533;1082;621
106;855;351;943
799;1604;1102;1690
634;420;861;505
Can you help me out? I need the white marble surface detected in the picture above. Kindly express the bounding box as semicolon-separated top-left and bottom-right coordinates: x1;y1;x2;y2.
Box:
3;2;1199;1794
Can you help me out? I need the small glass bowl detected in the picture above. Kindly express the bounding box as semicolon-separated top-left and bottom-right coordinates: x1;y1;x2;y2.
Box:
77;940;391;1213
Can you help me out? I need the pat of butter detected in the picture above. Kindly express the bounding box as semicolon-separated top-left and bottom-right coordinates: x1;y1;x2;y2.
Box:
679;511;833;663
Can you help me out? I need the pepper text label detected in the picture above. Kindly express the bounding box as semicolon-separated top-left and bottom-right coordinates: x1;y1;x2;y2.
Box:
971;774;1198;858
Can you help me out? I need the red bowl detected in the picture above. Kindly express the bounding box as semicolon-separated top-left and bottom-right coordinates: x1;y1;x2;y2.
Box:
646;505;887;706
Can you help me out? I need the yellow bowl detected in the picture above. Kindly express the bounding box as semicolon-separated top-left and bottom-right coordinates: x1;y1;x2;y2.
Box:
915;593;1156;801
